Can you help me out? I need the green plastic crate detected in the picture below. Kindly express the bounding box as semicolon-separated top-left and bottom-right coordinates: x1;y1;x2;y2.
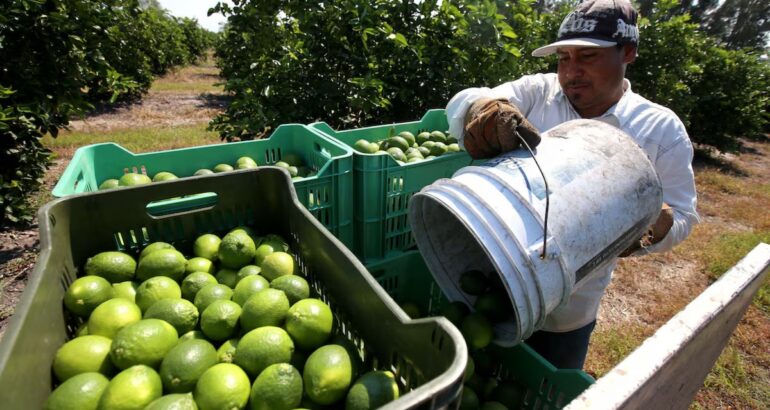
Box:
366;250;595;409
311;110;475;263
0;168;466;409
51;124;353;248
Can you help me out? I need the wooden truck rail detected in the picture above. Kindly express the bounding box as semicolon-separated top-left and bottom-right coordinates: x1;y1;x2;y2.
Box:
567;243;770;409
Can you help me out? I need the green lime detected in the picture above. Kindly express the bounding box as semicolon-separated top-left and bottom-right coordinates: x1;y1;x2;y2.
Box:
193;234;221;262
110;319;179;370
234;326;294;377
159;339;218;394
236;156;258;167
398;131;416;146
84;251;136;283
118;173;152;187
345;370;400;410
194;169;213;176
213;163;234;173
45;372;109;410
490;382;524;409
270;275;309;305
112;281;139;303
464;356;475;382
88;298;142;339
64;276;114;317
216;338;239;363
218;230;256;269
215;267;239;288
181;272;218;301
460;270;489;295
430;130;447;142
135;276;182;313
253;240;282;265
329;335;363;381
136;248;187;282
285;299;333;351
440;301;470;326
98;179;120;190
145;393;197;410
193;363;250;410
139;242;176;260
474;292;512;323
260;252;295;281
240;288;290;331
232;274;270;306
97;365;162;410
448;143;461;152
461;313;493;350
76;323;89;337
303;344;353;405
185;257;215;275
179;330;207;343
249;363;303;410
200;300;242;342
144;298;200;335
460;386;480;410
193;284;233;313
152;172;178;182
236;264;261;281
416;132;431;145
53;335;115;382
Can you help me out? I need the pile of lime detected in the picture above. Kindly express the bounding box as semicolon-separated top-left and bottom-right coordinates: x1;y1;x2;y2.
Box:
352;130;462;164
98;153;314;190
49;227;399;410
405;270;521;410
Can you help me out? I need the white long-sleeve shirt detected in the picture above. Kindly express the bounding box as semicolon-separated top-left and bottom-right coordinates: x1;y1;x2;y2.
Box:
446;73;699;332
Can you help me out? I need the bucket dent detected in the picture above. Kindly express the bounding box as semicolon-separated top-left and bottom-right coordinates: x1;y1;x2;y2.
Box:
409;119;663;345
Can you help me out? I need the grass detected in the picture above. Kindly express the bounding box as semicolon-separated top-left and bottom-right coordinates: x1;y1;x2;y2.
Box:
42;123;221;154
700;345;770;408
586;326;649;378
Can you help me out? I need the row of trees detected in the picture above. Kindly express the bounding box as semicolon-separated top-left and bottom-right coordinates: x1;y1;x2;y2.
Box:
210;0;769;153
1;0;216;225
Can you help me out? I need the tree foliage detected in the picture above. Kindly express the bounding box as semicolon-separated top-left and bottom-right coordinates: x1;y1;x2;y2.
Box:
0;0;214;225
210;0;567;140
628;0;770;151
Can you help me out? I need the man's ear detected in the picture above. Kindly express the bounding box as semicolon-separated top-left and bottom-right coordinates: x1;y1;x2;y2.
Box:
623;44;637;64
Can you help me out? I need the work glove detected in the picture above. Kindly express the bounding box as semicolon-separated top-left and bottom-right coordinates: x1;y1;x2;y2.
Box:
619;203;674;257
462;97;542;159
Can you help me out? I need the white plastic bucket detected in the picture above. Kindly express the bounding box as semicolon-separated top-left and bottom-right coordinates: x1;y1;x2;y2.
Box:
409;119;663;345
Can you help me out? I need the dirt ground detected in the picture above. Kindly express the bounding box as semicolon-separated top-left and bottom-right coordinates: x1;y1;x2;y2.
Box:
0;62;226;338
0;60;768;408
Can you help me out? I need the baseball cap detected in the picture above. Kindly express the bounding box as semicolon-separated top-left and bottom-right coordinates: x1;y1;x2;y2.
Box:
532;0;639;57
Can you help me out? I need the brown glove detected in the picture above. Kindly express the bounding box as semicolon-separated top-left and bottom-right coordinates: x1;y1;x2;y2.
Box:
619;203;675;257
463;97;542;159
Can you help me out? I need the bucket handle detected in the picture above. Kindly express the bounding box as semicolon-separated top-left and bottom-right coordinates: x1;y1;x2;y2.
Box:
515;128;550;259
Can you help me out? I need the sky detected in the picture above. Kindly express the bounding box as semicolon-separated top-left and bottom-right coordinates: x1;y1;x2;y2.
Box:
159;0;232;32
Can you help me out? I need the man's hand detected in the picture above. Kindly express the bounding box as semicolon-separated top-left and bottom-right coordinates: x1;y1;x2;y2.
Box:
463;98;542;159
619;203;674;257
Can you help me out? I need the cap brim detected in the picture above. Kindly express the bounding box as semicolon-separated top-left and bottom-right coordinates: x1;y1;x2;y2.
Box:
531;38;618;57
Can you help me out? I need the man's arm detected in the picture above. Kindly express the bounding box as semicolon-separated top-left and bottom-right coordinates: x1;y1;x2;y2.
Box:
628;126;700;256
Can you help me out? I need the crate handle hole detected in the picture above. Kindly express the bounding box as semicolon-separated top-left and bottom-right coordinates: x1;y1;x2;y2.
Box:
145;192;219;218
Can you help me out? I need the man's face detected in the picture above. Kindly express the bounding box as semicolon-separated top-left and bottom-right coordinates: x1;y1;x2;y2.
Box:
556;45;636;118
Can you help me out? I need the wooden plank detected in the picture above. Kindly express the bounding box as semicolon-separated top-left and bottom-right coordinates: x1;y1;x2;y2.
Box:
566;243;770;410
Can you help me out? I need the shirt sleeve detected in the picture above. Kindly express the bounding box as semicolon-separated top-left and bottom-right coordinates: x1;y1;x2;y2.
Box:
637;123;700;255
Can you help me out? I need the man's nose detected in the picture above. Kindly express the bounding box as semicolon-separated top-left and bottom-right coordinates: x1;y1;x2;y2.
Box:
561;59;584;79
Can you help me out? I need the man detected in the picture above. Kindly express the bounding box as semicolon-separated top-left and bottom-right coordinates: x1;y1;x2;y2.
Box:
446;0;699;369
